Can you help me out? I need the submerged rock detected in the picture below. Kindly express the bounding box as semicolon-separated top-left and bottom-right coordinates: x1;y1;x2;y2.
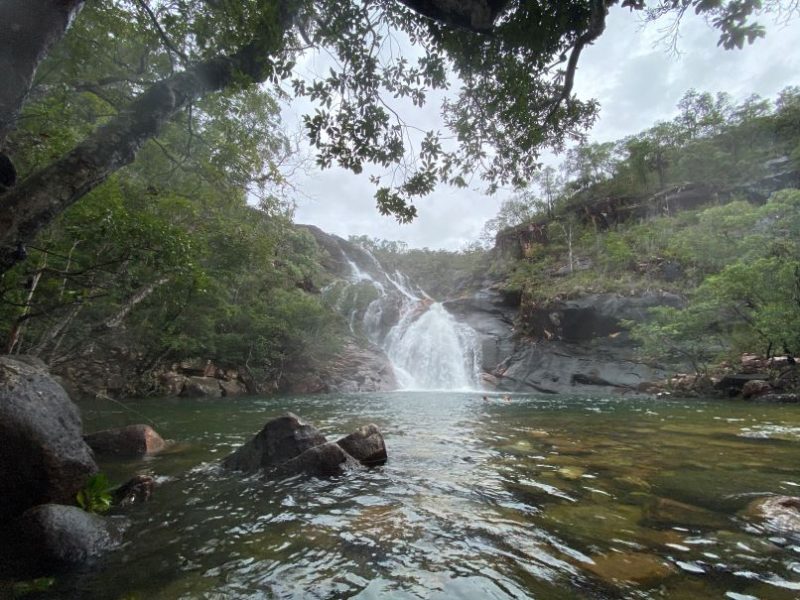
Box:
745;495;800;534
113;475;156;506
337;423;388;466
642;497;729;530
0;356;97;521
222;413;327;472
84;424;166;458
16;504;123;575
586;551;676;586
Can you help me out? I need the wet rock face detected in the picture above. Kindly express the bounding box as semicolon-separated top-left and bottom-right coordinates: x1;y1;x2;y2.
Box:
746;496;800;535
0;356;98;521
283;342;398;394
16;504;123;576
223;414;386;478
84;424;166;458
275;442;360;477
222;413;328;472
337;424;388;466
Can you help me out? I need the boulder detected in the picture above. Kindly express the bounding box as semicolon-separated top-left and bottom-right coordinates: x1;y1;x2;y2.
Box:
113;475;155;507
16;504;122;575
84;424;166;458
715;373;770;395
337;424;388;466
158;372;187;396
275;442;360;477
745;496;800;534
741;379;772;399
0;356;97;521
181;375;222;397
222;413;327;472
219;379;247;397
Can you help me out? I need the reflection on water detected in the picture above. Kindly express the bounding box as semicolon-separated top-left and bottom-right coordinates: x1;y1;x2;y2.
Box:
53;393;800;599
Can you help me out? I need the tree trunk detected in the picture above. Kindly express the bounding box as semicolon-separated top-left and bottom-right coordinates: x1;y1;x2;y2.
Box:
0;2;297;275
6;255;46;353
99;276;169;330
0;0;86;150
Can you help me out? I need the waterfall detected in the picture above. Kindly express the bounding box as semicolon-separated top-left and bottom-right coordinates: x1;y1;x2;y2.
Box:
323;240;482;391
385;303;482;391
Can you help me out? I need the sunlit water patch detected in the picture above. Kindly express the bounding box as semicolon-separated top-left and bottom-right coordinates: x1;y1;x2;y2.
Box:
38;393;800;599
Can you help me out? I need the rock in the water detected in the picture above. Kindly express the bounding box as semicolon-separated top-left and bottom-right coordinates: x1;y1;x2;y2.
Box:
113;475;155;506
17;504;122;575
745;496;800;534
642;497;728;530
0;356;98;521
715;373;770;395
586;551;675;585
181;375;222;397
742;379;772;399
223;413;327;472
275;442;360;477
158;372;187;396
84;424;165;458
337;424;388;466
219;379;247;397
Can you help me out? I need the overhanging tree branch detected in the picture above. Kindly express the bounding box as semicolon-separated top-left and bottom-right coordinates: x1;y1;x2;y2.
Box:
0;3;297;275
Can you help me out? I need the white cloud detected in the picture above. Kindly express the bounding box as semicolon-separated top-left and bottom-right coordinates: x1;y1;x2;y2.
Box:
289;7;800;250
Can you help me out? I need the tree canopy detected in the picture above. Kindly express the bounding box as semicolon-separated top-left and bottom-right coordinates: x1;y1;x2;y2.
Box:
0;0;797;275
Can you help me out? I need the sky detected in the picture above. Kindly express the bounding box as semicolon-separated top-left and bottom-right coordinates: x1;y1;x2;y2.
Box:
286;6;800;251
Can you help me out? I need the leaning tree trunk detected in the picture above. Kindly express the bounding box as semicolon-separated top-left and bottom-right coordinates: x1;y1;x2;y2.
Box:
0;4;296;276
0;0;86;151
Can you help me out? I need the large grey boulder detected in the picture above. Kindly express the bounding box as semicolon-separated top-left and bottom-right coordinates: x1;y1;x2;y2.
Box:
223;414;385;478
84;424;166;458
337;424;387;466
222;413;327;472
17;504;122;575
0;356;98;521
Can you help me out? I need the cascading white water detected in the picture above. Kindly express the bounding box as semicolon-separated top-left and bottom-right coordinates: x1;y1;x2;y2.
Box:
326;243;483;391
384;302;481;390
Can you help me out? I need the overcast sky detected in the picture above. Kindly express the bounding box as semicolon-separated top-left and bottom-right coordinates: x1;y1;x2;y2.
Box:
286;6;800;250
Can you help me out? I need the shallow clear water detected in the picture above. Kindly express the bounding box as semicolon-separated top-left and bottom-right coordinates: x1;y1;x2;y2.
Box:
49;393;800;599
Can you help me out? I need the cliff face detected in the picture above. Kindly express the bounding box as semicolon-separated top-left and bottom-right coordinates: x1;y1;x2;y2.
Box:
495;165;800;261
445;288;680;394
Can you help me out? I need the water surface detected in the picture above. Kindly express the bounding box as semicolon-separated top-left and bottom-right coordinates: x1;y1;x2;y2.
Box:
53;392;800;599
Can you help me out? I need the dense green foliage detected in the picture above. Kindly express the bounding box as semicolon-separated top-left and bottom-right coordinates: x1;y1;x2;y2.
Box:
0;3;344;391
3;0;797;277
487;87;800;369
